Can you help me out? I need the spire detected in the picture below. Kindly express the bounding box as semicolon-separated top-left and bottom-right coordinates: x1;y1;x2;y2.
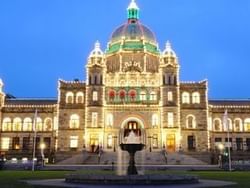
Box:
94;41;101;51
127;0;139;20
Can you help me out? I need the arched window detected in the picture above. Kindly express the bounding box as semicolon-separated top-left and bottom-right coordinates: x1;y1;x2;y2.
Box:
192;92;200;104
129;90;136;101
234;118;242;132
152;114;158;127
76;92;84;104
44;118;52;131
150;91;157;101
108;90;116;101
93;91;98;101
214;118;222;131
13;117;22;131
70;114;80;129
244;118;250;132
36;117;43;131
186;115;196;129
23;118;32;131
119;90;126;101
66;92;74;104
140;91;146;101
106;113;113;127
223;118;232;131
2;117;11;131
182;92;190;104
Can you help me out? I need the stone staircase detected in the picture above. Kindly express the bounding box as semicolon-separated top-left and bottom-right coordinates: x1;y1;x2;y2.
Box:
55;150;208;165
165;152;207;165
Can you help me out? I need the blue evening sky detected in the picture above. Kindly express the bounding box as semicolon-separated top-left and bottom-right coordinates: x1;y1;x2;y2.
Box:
0;0;249;99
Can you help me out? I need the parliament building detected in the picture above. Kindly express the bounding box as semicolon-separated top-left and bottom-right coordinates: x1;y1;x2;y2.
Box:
1;0;250;163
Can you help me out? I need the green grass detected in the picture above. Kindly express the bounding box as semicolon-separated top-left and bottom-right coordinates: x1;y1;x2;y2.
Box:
189;171;250;188
0;170;69;188
148;170;250;188
0;170;250;188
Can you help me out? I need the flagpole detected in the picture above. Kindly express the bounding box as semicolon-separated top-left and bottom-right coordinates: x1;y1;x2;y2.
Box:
224;110;232;171
32;109;38;171
227;121;232;172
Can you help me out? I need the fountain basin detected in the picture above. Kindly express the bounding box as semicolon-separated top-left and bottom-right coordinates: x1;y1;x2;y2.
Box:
65;174;199;185
120;143;144;153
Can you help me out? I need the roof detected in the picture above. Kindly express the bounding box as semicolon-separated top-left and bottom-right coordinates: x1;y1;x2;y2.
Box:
110;21;156;44
209;99;250;106
5;98;57;106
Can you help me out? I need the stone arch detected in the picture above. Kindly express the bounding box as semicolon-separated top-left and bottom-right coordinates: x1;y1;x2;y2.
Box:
119;116;146;144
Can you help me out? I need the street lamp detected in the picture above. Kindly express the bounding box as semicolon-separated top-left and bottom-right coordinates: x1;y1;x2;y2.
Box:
148;136;152;152
218;143;224;168
40;143;46;167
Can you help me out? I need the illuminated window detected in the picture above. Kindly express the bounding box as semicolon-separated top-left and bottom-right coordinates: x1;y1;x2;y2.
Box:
152;114;158;127
182;92;190;104
13;117;22;131
192;92;200;104
108;90;115;101
106;113;113;127
1;137;10;150
140;91;146;101
107;134;113;149
168;112;174;127
234;118;242;132
150;91;157;101
214;119;222;131
223;118;232;131
69;114;79;129
93;91;98;101
244;119;250;132
23;118;32;131
66;92;74;104
168;91;173;101
36;117;43;131
76;92;84;103
186;115;196;129
119;90;126;101
12;137;20;150
44;118;52;131
70;136;78;148
129;90;136;101
2;117;11;131
92;112;98;127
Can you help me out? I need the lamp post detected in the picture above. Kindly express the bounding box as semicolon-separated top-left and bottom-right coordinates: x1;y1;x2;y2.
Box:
148;136;152;152
40;143;46;168
218;143;224;168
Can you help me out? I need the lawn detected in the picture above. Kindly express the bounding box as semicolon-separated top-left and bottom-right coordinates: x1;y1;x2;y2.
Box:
189;171;250;188
0;170;69;188
0;170;250;188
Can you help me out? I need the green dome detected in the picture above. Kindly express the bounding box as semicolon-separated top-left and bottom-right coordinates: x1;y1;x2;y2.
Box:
110;20;157;44
106;0;159;55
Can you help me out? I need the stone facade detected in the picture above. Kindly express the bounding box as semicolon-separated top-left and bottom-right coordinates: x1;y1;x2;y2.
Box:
1;1;250;162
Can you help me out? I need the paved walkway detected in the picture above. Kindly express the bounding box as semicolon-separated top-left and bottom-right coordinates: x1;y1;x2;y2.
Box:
25;179;236;188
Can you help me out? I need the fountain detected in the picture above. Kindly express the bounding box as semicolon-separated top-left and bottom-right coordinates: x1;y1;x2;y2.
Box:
65;127;199;186
120;131;144;175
